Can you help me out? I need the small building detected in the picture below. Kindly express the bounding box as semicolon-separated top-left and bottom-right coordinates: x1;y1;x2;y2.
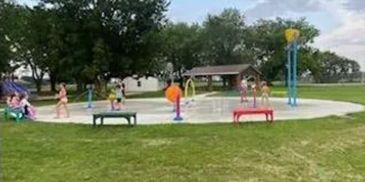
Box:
123;76;165;92
183;64;262;91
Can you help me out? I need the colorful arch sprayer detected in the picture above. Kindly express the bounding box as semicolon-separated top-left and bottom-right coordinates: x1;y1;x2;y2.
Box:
184;78;195;104
165;85;183;121
285;28;300;107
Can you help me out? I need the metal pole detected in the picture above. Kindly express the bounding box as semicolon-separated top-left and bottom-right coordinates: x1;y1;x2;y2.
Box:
287;44;292;105
253;86;257;108
87;86;93;109
174;94;183;121
293;41;298;106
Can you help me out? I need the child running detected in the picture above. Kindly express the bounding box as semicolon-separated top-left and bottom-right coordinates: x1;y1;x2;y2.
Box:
55;83;69;118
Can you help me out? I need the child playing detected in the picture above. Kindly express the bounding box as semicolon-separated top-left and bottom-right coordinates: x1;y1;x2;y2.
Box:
55;83;69;118
7;92;21;109
108;88;116;111
121;83;126;104
115;84;123;110
261;81;271;108
19;93;36;120
240;79;248;103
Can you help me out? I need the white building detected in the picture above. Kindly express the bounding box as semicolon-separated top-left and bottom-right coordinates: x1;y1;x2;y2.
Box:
123;76;165;92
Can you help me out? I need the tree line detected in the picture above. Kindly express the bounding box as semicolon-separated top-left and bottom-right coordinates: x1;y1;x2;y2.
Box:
0;0;360;93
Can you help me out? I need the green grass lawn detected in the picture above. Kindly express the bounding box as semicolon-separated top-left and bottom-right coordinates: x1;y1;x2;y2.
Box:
1;85;365;181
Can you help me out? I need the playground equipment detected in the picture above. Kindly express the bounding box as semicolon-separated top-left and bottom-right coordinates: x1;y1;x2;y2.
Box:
0;81;29;98
184;78;195;104
74;84;94;109
4;107;24;123
87;85;93;109
239;79;248;103
74;84;106;109
238;82;257;108
252;84;257;108
285;28;300;107
165;85;183;121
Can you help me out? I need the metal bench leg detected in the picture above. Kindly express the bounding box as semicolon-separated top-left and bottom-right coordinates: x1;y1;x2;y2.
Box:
101;117;104;126
265;113;269;122
134;116;137;126
127;117;131;126
236;114;241;124
93;116;96;127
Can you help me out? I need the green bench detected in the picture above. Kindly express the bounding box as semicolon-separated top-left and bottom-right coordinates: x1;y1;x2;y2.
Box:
4;107;24;123
92;112;137;126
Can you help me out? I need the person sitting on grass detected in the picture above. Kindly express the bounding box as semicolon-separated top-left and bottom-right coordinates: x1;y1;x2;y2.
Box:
7;92;21;109
5;92;24;119
19;93;36;120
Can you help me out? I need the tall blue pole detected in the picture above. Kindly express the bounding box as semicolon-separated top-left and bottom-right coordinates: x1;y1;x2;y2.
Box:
293;41;298;106
287;46;292;105
87;86;93;109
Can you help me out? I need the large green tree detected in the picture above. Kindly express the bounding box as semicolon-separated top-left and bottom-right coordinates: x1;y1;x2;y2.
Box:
316;51;360;83
248;18;320;81
11;6;53;92
40;0;168;91
160;22;203;84
201;8;254;66
0;1;18;75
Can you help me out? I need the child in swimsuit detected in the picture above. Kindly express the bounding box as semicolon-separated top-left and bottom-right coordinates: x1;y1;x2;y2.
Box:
240;79;248;103
19;93;36;120
55;83;69;118
108;88;116;111
121;83;126;104
7;92;20;108
261;81;271;108
115;85;123;110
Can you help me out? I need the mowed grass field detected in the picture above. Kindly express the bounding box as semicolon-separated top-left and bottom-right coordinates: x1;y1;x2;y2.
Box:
1;85;365;182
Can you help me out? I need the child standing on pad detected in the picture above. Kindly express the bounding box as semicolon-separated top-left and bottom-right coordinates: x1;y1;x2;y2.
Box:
261;81;271;108
108;88;116;111
55;83;69;118
115;84;123;110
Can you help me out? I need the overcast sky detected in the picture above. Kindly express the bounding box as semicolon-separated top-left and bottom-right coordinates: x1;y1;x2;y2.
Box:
20;0;365;70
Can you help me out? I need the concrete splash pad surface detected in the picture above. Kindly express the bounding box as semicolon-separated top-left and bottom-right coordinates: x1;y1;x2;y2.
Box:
35;97;364;125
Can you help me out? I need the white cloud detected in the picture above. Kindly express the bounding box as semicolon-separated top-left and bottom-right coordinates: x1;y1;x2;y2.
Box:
246;0;321;19
343;0;365;12
313;0;365;70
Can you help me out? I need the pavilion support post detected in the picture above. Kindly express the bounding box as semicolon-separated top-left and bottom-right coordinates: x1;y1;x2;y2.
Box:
207;75;213;91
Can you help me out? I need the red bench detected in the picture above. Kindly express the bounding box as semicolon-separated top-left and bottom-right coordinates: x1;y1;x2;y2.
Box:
233;108;274;123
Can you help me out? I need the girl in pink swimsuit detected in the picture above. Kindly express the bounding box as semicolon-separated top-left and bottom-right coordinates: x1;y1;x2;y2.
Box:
55;83;69;118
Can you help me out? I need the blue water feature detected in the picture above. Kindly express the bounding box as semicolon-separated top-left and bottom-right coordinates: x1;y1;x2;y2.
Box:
0;81;30;97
